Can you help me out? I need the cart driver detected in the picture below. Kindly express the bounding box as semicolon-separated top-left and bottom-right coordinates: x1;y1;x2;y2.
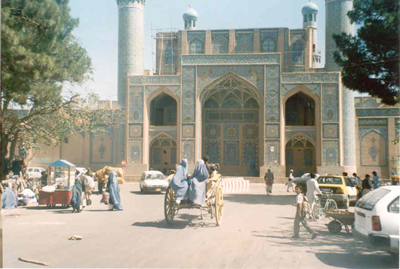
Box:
202;156;219;176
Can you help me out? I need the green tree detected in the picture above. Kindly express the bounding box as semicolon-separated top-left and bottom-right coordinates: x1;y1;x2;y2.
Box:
1;0;122;179
333;0;399;105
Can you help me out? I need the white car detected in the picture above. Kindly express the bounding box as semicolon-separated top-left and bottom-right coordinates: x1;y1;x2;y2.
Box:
353;186;399;255
140;171;169;193
25;167;46;179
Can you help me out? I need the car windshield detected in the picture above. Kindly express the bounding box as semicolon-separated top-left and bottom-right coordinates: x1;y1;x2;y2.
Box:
317;177;342;185
146;174;164;180
356;188;391;211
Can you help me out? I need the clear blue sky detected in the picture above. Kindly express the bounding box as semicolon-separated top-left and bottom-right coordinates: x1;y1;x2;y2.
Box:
68;0;328;100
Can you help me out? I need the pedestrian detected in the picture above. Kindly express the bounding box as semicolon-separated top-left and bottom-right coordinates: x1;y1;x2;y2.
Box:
188;159;209;206
361;174;372;196
83;174;95;206
286;169;296;192
106;171;123;211
343;172;348;177
293;185;318;239
169;159;189;204
352;173;362;199
306;173;322;215
202;155;218;176
2;182;17;210
372;171;381;190
70;177;84;213
264;169;274;195
40;171;48;188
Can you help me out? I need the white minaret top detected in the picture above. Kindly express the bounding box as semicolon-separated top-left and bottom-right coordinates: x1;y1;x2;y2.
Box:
183;5;199;30
302;1;318;29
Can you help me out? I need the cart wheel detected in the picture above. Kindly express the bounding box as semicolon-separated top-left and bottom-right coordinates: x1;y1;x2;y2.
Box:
328;220;342;234
215;186;223;226
326;199;338;211
164;186;176;224
312;201;322;221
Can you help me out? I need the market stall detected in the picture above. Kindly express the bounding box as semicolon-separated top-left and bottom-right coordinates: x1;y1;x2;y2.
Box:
38;160;76;207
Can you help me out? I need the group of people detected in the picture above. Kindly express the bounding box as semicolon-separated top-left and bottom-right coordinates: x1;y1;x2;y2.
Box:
70;169;123;213
169;156;217;206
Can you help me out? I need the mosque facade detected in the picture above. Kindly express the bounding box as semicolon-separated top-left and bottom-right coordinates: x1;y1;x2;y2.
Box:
29;0;399;180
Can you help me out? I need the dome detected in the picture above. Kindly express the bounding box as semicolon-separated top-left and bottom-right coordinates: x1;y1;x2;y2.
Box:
302;2;319;14
183;5;198;20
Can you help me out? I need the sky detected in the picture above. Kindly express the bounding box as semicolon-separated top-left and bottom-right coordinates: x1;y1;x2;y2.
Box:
68;0;328;100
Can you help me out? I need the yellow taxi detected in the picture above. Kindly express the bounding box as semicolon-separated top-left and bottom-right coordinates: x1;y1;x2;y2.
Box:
317;174;359;209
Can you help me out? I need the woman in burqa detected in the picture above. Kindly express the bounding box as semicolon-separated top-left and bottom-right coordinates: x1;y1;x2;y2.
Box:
70;178;83;213
188;159;209;205
107;171;123;210
169;159;189;204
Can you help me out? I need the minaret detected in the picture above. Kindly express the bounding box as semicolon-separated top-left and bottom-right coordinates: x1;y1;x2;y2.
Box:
183;5;198;30
325;0;356;171
117;0;145;106
302;1;320;68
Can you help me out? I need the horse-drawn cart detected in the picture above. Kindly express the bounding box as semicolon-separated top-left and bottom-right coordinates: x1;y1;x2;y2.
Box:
164;173;224;226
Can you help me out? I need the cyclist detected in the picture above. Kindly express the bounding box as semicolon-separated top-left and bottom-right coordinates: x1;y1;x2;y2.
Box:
306;173;322;218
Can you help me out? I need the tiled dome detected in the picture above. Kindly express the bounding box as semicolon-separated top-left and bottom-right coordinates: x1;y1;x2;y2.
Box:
183;5;198;20
302;2;319;14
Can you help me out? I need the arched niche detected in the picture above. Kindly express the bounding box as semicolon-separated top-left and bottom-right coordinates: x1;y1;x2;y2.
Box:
149;93;177;126
285;92;315;126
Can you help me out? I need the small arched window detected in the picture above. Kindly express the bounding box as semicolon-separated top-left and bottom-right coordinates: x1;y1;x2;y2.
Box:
189;38;204;54
236;36;253;53
213;36;229;54
304;15;307;22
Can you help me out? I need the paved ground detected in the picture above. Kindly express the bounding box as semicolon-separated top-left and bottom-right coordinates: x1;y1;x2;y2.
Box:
2;183;399;268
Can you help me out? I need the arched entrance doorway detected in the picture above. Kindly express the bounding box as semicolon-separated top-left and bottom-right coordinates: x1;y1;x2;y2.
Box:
285;92;315;126
202;76;260;176
150;93;177;126
149;134;177;173
285;134;316;177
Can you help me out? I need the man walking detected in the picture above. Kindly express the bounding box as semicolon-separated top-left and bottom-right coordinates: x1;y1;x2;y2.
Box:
293;186;318;239
306;173;322;216
264;169;274;195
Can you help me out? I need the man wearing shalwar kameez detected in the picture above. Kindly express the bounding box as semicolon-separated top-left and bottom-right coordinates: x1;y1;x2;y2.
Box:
106;171;123;210
169;159;189;204
188;159;209;205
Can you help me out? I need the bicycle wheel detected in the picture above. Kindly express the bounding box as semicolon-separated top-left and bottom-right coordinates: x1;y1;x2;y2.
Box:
325;199;337;211
312;200;322;221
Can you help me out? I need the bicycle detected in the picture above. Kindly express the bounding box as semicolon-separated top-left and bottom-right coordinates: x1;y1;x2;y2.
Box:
310;191;338;221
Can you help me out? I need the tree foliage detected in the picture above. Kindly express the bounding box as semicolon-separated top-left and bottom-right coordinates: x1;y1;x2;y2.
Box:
1;0;123;179
333;0;399;105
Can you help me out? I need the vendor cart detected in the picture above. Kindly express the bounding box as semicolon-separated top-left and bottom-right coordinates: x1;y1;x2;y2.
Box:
39;160;76;207
164;173;224;226
325;209;355;234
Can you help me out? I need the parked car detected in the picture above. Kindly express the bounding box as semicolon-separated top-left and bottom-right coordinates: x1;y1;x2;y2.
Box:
25;167;46;179
353;186;399;256
317;175;358;209
140;171;169;193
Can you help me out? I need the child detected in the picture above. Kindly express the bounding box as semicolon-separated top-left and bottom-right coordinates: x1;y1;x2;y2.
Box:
293;185;318;239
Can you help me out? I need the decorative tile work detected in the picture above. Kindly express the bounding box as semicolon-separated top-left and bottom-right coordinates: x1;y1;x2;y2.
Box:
224;124;239;139
129;124;143;138
356;109;400;117
116;125;125;163
171;148;177;165
261;37;277;52
355;98;382;108
129;76;181;85
284;28;289;64
182;124;195;138
90;127;114;164
183;140;195;163
129;140;142;163
323;124;339;139
182;54;280;65
205;124;221;140
212;31;229;54
243;141;258;166
224;141;239;165
265;140;280;165
129;86;143;122
265;124;279;139
145;86;180;98
290;31;305;65
358;118;388;167
187;31;206;43
285;131;316;142
182;66;196;122
205;110;258;123
323;141;340;166
205;140;220;163
260;29;278;41
236;30;254;53
188;31;205;55
282;73;339;83
281;84;321;97
149;131;177;141
265;65;280;122
322;84;339;122
197;66;264;94
395;118;400;138
243;124;258;139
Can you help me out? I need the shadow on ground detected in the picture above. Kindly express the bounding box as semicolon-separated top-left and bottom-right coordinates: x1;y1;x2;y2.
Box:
131;219;188;230
252;227;399;268
224;194;294;205
130;191;164;196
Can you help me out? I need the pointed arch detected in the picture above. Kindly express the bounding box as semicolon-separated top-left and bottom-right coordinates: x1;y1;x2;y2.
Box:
189;37;204;54
359;129;387;167
236;35;253;53
213;36;229;54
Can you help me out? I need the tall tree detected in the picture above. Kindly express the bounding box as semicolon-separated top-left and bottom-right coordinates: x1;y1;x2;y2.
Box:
333;0;399;105
1;0;122;179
